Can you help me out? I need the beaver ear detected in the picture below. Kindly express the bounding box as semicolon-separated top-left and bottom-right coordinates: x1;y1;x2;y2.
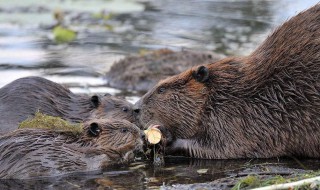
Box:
192;66;209;83
88;123;101;137
91;95;100;108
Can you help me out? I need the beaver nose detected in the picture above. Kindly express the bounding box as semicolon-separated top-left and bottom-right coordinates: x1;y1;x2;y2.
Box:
133;99;142;114
140;131;145;139
134;108;140;114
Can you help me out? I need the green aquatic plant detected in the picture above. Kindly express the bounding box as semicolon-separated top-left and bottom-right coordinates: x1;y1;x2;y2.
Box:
19;112;83;135
92;12;113;20
91;12;114;31
53;26;77;43
232;175;261;190
232;171;320;190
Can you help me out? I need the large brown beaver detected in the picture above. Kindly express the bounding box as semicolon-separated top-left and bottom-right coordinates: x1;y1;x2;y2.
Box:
0;119;143;179
134;4;320;159
0;76;135;134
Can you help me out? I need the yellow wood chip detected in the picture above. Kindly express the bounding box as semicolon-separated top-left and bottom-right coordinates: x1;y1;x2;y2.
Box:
144;125;162;144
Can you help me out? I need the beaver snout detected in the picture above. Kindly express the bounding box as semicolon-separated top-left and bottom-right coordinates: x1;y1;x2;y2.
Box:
133;107;140;114
140;131;145;139
133;100;142;115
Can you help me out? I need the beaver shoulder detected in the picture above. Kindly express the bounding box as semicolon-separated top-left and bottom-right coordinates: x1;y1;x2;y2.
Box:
0;119;142;179
134;4;320;159
0;76;135;134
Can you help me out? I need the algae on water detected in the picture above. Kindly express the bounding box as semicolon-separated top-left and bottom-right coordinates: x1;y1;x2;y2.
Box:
19;112;83;134
232;175;261;190
53;26;77;44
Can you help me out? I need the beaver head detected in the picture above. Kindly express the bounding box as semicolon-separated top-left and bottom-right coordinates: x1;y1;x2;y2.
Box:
133;60;241;141
81;118;143;161
88;94;135;123
134;65;212;139
0;119;143;179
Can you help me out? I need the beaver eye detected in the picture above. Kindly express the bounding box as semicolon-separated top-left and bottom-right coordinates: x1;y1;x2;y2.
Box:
158;87;166;94
122;107;128;112
121;128;129;133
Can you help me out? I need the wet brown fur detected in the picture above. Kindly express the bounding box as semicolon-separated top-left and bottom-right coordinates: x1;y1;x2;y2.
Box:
135;4;320;159
0;76;135;134
0;119;142;179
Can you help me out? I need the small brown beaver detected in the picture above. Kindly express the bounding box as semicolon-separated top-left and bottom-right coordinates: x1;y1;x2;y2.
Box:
0;76;135;134
0;119;143;179
134;4;320;159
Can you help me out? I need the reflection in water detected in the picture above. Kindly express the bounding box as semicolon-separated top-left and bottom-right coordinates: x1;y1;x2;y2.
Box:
1;157;320;189
0;25;47;66
133;0;273;55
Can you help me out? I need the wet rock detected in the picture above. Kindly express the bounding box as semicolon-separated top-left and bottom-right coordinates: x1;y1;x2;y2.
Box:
105;49;224;92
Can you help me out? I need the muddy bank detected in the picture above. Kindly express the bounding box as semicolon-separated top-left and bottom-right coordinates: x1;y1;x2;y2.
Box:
105;49;224;92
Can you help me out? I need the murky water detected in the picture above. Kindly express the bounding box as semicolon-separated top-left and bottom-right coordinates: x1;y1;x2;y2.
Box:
0;0;319;189
1;157;320;189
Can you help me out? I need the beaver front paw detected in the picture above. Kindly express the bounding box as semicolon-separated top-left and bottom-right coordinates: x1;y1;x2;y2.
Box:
154;125;174;147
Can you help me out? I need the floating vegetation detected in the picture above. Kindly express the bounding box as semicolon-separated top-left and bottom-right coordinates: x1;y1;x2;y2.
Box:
232;171;320;190
53;26;77;43
92;12;113;20
19;111;83;135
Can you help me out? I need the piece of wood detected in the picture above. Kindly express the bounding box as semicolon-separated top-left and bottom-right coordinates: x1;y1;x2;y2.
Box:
144;125;162;144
